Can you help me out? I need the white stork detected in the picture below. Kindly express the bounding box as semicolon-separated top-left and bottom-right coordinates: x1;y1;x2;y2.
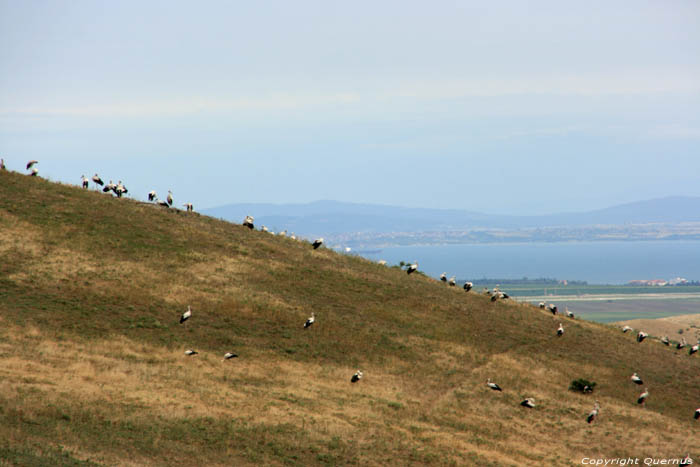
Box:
261;226;268;232
290;233;297;240
115;181;126;198
0;158;5;170
103;180;115;193
378;260;387;266
557;323;564;337
464;281;473;292
690;340;699;356
637;388;649;406
157;198;170;208
486;378;502;391
661;336;670;346
166;190;173;206
677;337;687;350
621;325;633;333
694;408;699;420
440;273;447;282
222;352;238;361
586;401;600;424
279;230;287;237
183;203;193;212
304;313;315;329
312;238;323;249
148;190;157;201
351;370;363;383
26;160;38;170
539;302;545;309
92;174;104;186
29;168;38;176
448;276;456;287
179;305;192;324
566;307;574;318
520;398;536;408
243;215;255;229
184;350;198;356
81;175;89;189
406;261;418;275
637;331;648;343
630;372;643;385
547;304;558;315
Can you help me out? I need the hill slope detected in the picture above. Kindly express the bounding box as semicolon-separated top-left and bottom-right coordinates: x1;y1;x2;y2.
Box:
0;171;698;466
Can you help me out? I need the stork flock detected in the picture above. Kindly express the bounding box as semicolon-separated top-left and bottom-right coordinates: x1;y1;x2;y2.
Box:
5;158;198;212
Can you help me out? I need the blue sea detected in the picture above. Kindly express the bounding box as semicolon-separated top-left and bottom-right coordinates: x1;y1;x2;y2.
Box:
358;240;700;284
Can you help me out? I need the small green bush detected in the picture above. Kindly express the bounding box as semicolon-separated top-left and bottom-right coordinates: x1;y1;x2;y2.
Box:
569;378;596;394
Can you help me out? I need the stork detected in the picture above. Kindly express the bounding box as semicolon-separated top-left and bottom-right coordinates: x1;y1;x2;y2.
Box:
222;352;238;361
677;337;687;350
557;323;564;337
0;158;5;170
29;168;38;176
448;276;456;287
566;307;574;318
637;388;649;406
690;340;699;356
695;408;699;420
304;313;315;329
26;160;38;170
486;378;502;391
157;198;170;208
661;336;670;346
312;238;323;249
179;305;192;324
630;372;643;385
464;282;473;292
183;203;193;212
279;230;287;237
290;234;297;240
520;398;535;408
539;302;545;309
184;350;198;356
243;215;255;229
547;304;558;315
148;190;156;201
115;181;126;198
621;325;632;333
586;401;600;424
92;174;104;186
81;175;89;189
261;226;268;232
166;190;173;206
103;180;115;193
637;331;648;343
378;260;387;266
440;273;447;282
351;370;363;383
406;261;418;275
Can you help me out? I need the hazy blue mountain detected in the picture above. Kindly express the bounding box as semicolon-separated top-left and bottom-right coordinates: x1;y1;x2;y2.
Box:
202;196;700;237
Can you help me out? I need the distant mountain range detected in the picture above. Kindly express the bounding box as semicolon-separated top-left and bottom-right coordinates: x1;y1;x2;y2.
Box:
202;196;700;241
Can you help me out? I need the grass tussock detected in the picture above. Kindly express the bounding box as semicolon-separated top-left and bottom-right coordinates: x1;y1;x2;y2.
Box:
0;170;698;465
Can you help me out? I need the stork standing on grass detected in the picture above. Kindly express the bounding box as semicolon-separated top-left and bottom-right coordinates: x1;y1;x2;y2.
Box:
486;378;502;391
621;325;633;333
243;215;255;229
406;261;418;275
637;388;649;406
157;198;170;208
351;370;363;383
304;313;315;329
81;175;89;189
166;190;173;206
557;323;564;337
0;158;5;170
661;336;670;346
694;408;699;420
539;302;545;309
222;352;238;361
520;398;535;408
183;203;193;212
449;276;456;287
631;372;643;385
677;337;687;350
29;168;38;176
690;340;699;355
547;304;558;315
566;307;574;318
179;305;192;324
586;401;600;424
463;282;473;292
103;180;115;193
185;350;198;356
312;238;324;249
440;273;447;282
26;160;38;170
92;174;104;187
148;190;157;201
637;331;648;343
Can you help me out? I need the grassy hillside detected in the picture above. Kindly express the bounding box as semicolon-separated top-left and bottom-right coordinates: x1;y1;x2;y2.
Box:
0;170;698;466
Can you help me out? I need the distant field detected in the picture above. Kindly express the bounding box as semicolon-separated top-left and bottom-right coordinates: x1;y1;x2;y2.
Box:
477;283;700;297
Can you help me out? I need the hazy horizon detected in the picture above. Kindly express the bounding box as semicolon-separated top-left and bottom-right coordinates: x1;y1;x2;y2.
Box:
2;1;699;215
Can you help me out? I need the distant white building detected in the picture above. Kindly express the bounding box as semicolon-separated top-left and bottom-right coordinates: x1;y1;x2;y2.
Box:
668;277;688;285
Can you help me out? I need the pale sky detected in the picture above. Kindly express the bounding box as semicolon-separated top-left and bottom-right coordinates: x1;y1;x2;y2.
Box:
1;0;699;214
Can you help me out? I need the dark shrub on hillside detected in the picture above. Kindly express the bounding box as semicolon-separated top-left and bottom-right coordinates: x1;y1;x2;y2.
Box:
569;379;596;394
